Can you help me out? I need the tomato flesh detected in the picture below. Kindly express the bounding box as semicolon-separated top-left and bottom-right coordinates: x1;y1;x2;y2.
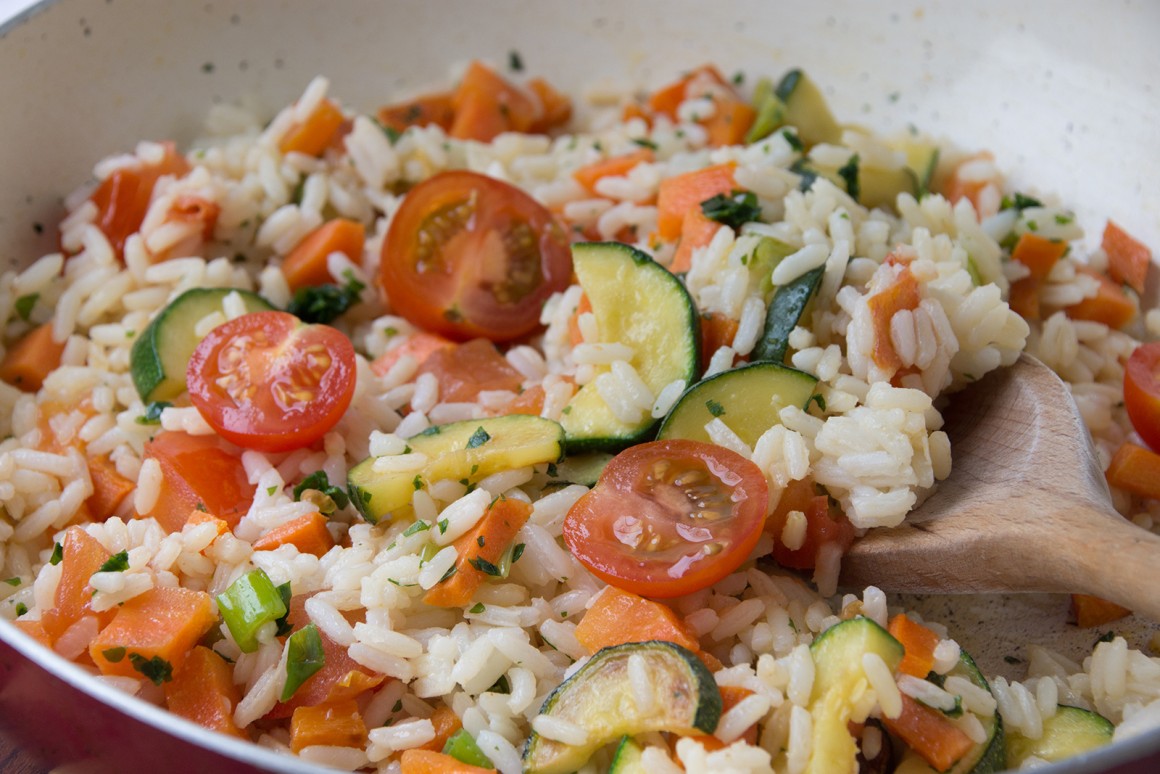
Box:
188;311;356;452
143;432;253;532
563;439;769;598
1125;342;1160;452
380;170;571;342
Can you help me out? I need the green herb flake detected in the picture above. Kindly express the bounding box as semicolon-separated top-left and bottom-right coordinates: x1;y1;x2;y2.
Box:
135;400;172;425
274;582;294;637
631;137;658;150
1000;192;1043;211
468;602;486;614
281;623;326;701
466;427;491;449
290;176;306;206
412;474;424;491
781;129;804;153
508;50;524;72
545;462;558;478
49;543;64;565
266;485;278;496
438;519;449;534
129;653;174;685
731;71;745;85
14;293;38;321
468;556;502;577
14;603;27;617
705;399;726;418
561;405;572;415
285;270;366;325
1026;220;1038;232
700;189;762;230
2;577;21;587
1003;655;1023;665
438;564;458;583
293;471;350;511
403;520;431;537
477;536;486;548
1095;631;1117;645
837;153;861;202
391;699;403;713
97;550;130;574
511;543;525;564
1054;213;1073;225
101;646;127;663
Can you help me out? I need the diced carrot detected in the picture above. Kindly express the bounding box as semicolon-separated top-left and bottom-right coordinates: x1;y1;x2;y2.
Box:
656;162;737;241
267;595;384;719
673;208;724;275
40;526;112;644
252;512;335;557
400;749;496;774
424;497;533;608
687;686;758;750
185;509;230;538
416;339;524;404
1011;233;1067;283
572;149;654;195
90;141;191;260
1103;220;1152;295
888;614;941;678
621;100;651;126
1065;266;1138;329
417;706;464;752
882;694;975;772
1007;277;1041;321
941;151;996;214
377;91;456;133
575;586;701;654
370;331;456;378
89;586;217;680
0;323;67;393
868;264;922;372
280;218;366;291
506;385;546;416
1105;442;1160;500
647;65;730;119
289;700;367;754
703;98;756;147
85;454;135;521
12;619;52;648
1071;593;1132;628
142;432;253;533
526;77;573;134
164;645;246;738
767;480;856;571
280;98;346;156
567;293;593;347
699;311;739;373
450;61;538;142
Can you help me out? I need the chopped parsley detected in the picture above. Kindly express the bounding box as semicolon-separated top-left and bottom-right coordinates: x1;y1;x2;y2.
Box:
285;269;366;325
14;603;27;617
705;399;726;418
468;602;486;614
1000;192;1043;211
438;518;449;534
135;400;172;425
837;153;860;201
791;159;819;192
1095;631;1117;645
468;556;502;577
781;129;804;153
413;474;424;491
266;485;277;496
438;564;458;583
402;520;431;537
700;189;761;230
290;175;306;206
508;50;524;72
274;581;294;637
14;293;38;321
1054;213;1074;225
293;470;350;511
101;646;126;663
546;462;558;478
1003;654;1023;665
511;543;525;564
281;624;325;701
97;550;130;574
477;536;486;548
466;427;491;449
631;137;658;150
129;653;174;685
2;577;21;587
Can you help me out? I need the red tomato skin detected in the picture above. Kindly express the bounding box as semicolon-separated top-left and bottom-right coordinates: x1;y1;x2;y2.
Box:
187;311;356;453
1125;342;1160;452
380;170;572;342
563;439;769;598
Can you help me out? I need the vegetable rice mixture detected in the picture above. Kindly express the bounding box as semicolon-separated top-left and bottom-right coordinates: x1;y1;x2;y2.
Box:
2;60;1160;773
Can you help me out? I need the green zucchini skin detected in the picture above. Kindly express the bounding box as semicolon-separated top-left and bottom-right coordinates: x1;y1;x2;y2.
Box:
752;265;825;364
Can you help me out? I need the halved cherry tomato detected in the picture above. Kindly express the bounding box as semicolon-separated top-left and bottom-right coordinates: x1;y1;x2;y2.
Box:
380;170;571;342
563;439;769;598
1125;342;1160;452
187;311;356;452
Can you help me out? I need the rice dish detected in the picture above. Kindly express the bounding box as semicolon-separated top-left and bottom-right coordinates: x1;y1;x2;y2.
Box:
0;60;1158;772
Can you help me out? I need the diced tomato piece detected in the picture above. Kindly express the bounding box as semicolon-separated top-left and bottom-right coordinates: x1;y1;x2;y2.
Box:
142;432;253;533
416;339;523;404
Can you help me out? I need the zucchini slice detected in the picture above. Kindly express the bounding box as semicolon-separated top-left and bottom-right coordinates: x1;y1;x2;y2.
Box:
752;264;825;364
890;650;1005;774
775;69;842;148
130;287;275;402
608;735;647;773
545;452;614;488
798;158;918;211
807;617;905;774
1006;705;1111;768
348;415;564;523
887;137;941;198
560;242;699;453
745;77;787;144
656;361;818;448
522;641;721;774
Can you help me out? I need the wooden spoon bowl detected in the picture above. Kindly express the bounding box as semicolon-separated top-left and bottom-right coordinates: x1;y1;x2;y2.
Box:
839;354;1160;621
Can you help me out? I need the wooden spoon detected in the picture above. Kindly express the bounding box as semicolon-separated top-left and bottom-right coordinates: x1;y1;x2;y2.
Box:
839;353;1160;621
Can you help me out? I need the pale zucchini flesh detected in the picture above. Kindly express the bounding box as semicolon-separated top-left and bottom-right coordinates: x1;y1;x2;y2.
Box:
560;242;699;453
347;415;564;523
522;641;721;774
1006;705;1111;768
